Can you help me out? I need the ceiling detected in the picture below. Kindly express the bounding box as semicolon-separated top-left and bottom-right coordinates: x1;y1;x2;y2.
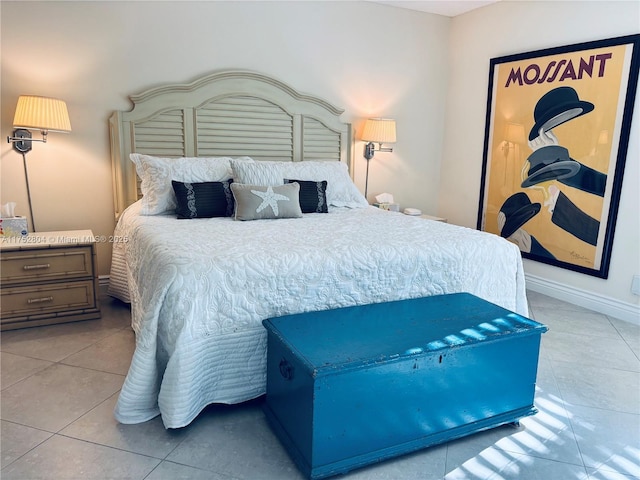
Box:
372;1;499;17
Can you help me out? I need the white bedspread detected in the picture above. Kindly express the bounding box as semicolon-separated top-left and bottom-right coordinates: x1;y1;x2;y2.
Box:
111;203;527;428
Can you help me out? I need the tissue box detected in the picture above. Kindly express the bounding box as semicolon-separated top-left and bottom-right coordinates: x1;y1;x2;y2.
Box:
373;203;400;212
0;217;28;237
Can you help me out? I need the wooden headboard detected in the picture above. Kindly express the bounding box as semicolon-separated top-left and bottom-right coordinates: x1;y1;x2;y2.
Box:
109;70;353;218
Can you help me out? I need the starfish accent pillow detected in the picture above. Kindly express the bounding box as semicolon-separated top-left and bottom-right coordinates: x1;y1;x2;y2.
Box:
231;182;303;221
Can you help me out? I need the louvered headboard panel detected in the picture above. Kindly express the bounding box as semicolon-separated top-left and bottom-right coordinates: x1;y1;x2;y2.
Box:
133;109;186;156
109;70;353;218
196;96;294;161
303;116;342;161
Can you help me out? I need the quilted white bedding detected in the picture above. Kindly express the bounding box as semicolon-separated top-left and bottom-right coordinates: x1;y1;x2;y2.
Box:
110;202;527;428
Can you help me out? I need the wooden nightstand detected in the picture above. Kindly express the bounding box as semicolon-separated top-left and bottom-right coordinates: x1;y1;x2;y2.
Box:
0;230;101;330
419;214;447;223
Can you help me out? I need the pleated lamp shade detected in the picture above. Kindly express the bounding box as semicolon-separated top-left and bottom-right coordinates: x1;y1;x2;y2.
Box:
504;123;525;144
362;118;396;144
13;96;72;132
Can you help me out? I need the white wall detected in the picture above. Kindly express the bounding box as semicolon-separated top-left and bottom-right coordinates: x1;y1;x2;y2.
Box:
1;1;449;275
441;0;640;319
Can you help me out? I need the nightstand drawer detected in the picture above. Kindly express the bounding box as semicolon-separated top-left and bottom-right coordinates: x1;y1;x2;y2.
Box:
1;247;93;284
0;280;97;320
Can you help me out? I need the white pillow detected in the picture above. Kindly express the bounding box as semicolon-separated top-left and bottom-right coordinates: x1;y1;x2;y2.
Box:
131;154;253;215
231;159;284;186
230;159;368;209
280;161;368;209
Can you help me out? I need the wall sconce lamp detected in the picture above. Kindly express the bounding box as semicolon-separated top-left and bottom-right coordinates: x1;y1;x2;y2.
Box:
501;122;525;160
6;95;72;231
361;118;396;198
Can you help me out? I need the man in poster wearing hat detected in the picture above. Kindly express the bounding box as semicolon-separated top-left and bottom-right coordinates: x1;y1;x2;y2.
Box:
497;192;556;259
506;86;605;248
524;86;607;197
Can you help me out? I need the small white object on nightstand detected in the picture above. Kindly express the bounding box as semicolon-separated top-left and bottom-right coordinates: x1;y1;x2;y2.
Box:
403;208;422;216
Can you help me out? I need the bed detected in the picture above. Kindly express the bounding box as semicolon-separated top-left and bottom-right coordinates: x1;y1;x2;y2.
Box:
108;70;528;429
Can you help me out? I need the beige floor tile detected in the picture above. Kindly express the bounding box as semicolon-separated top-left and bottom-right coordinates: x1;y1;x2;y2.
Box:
0;434;160;480
449;453;589;480
0;352;52;390
532;307;621;339
61;392;187;458
610;317;640;358
145;461;236;480
1;421;52;469
166;401;302;479
98;295;134;330
552;360;640;414
570;404;640;477
0;320;123;363
1;363;124;432
526;291;594;314
61;329;136;375
542;330;640;372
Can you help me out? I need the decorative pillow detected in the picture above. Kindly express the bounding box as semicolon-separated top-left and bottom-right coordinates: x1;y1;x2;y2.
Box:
131;154;252;215
231;159;367;208
286;179;328;213
280;161;368;209
172;179;234;219
231;159;284;186
231;183;302;221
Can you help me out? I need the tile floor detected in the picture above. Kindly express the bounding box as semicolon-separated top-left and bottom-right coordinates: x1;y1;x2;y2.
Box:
1;290;638;480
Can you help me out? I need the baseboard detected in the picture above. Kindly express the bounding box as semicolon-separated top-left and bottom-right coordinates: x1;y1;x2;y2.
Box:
525;273;640;325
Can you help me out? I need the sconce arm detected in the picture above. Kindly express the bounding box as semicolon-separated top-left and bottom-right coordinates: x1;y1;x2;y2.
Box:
364;141;394;160
6;128;50;154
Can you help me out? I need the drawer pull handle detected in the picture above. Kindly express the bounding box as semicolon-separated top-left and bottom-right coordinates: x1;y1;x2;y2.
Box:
279;358;294;381
27;296;54;304
23;263;51;271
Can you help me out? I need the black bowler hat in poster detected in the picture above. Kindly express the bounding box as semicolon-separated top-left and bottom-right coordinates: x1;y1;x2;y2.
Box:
498;193;555;260
527;86;594;141
523;86;607;197
498;192;540;238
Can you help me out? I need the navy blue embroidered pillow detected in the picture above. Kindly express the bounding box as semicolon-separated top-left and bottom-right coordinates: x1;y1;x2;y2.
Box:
286;179;328;213
172;179;234;218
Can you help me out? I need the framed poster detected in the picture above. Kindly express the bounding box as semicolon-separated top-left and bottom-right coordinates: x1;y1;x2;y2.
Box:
478;34;640;278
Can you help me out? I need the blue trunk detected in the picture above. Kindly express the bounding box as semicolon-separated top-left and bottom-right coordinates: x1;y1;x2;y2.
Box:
263;292;547;479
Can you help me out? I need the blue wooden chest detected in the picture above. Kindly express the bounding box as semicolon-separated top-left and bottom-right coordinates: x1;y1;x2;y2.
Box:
262;293;547;479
